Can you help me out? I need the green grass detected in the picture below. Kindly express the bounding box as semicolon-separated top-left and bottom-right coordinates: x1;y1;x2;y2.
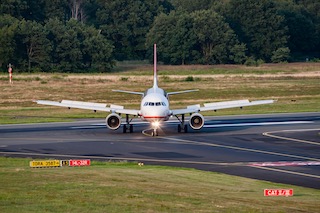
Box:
0;63;319;124
0;157;319;213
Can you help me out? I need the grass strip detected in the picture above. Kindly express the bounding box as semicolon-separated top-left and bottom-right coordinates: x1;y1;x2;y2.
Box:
0;63;319;124
0;157;319;213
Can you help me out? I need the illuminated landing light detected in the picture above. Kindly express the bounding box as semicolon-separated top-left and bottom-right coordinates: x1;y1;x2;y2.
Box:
152;121;160;128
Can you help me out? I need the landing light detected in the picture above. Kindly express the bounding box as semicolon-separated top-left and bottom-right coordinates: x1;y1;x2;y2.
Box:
152;121;160;128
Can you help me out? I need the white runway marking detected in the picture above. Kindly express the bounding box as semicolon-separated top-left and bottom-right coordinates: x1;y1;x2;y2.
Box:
248;161;320;167
71;120;314;130
250;166;320;179
204;121;313;128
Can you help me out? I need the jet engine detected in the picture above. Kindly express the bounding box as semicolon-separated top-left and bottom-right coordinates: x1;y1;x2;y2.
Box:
189;113;204;130
106;113;121;130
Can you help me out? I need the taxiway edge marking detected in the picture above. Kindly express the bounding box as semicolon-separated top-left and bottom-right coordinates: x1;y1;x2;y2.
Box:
263;128;320;146
250;165;320;179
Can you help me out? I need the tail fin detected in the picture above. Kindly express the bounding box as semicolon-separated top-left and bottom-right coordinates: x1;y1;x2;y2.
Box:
153;43;158;88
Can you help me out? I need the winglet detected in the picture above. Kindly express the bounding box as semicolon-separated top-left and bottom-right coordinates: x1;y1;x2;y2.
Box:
153;43;158;89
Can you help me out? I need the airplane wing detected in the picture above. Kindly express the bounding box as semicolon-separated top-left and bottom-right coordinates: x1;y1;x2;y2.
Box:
167;89;199;95
112;90;144;96
171;99;275;115
35;100;140;116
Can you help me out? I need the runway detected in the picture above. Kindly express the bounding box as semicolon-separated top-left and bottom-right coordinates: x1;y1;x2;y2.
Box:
1;112;319;189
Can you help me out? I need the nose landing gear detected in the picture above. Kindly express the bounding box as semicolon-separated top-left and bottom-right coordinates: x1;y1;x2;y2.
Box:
151;129;158;137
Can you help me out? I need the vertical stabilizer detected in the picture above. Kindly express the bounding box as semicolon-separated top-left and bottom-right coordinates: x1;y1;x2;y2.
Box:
153;43;158;89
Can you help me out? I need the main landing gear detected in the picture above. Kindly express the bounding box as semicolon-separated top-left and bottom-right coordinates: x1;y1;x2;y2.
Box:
123;114;134;133
175;114;188;133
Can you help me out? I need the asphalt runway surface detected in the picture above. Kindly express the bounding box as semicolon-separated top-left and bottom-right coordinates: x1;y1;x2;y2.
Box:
1;112;319;189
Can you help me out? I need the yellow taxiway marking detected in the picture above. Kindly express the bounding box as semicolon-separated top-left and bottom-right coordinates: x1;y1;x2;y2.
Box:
158;136;320;161
263;128;320;146
250;166;320;179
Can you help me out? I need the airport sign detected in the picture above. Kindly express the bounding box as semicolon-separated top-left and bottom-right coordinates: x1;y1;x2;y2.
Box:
60;160;69;166
30;160;60;168
264;189;293;197
69;159;91;167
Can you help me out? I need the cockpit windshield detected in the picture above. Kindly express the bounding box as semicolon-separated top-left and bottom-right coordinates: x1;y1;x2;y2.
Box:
143;102;166;106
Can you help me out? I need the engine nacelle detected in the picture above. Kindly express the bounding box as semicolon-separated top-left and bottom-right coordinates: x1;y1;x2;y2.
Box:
106;113;121;130
189;113;204;130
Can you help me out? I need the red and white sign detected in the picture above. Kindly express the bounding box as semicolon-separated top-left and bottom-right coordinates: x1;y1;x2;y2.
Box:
264;189;293;197
69;159;91;167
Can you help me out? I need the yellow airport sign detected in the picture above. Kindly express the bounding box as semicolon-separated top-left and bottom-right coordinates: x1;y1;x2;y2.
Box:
61;160;69;166
30;160;60;168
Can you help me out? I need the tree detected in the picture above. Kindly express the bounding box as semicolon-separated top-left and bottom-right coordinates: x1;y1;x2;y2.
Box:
0;15;19;68
191;10;242;64
230;43;247;64
0;0;28;19
15;19;51;71
170;0;215;12
226;0;288;61
271;47;290;63
44;0;69;21
96;0;172;60
295;0;320;56
146;11;198;64
45;18;114;72
276;1;318;57
147;10;243;65
83;34;114;71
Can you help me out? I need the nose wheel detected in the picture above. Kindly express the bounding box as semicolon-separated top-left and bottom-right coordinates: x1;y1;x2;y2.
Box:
151;129;158;137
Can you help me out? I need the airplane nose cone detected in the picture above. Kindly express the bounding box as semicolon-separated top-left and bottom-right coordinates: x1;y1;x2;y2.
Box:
143;107;169;121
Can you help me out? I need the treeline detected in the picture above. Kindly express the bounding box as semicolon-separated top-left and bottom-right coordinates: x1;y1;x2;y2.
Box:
0;0;319;72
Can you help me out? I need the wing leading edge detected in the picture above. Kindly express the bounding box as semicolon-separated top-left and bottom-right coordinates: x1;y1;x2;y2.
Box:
36;100;140;116
171;99;275;115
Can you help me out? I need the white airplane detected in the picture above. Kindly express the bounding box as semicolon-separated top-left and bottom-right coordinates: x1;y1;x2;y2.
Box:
36;44;274;136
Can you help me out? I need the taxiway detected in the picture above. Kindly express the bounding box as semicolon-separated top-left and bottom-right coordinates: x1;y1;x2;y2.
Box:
0;112;319;189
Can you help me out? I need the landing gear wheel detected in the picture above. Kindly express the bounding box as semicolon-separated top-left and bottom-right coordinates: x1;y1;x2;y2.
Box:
123;124;127;133
184;125;188;133
129;124;133;133
178;124;187;133
152;129;158;137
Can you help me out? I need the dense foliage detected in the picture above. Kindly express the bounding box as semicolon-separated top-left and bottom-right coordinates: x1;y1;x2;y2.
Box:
0;0;319;72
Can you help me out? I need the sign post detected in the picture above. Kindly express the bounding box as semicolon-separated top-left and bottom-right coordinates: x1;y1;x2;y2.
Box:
8;63;13;84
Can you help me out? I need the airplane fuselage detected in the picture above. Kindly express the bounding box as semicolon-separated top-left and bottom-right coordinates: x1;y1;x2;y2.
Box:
140;87;170;123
